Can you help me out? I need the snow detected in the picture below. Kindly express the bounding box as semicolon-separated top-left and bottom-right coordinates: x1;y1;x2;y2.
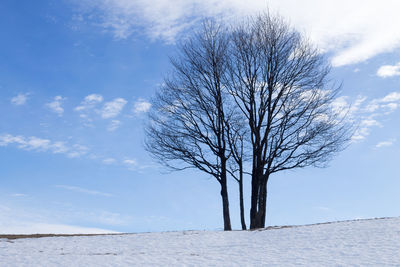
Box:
1;217;399;266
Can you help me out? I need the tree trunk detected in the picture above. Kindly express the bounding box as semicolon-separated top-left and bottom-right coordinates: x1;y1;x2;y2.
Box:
250;169;264;228
249;152;257;229
249;169;259;229
254;174;269;229
220;159;232;231
220;184;231;231
238;161;247;230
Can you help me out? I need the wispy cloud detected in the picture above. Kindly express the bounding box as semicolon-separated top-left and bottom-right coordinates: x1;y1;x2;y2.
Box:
75;94;104;111
55;185;113;197
381;92;400;103
133;98;151;114
11;93;30;106
102;158;116;164
67;144;89;158
123;159;137;167
107;120;121;131
0;134;89;158
381;102;398;113
122;158;156;172
0;134;151;172
46;96;66;116
375;138;396;148
101;98;127;118
74;0;400;66
359;118;381;128
331;95;366;120
352;127;373;142
74;94;105;126
331;91;400;142
10;193;27;197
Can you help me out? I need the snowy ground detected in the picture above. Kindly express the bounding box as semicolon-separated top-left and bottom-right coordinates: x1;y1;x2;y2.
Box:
0;217;399;266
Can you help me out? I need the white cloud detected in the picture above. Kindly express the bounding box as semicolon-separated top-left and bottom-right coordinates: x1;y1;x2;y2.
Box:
11;93;29;106
123;159;139;170
121;158;155;172
84;93;103;103
75;0;400;66
101;98;127;118
0;134;89;158
377;63;400;78
382;102;398;112
52;141;69;154
331;95;365;120
375;138;396;148
55;185;113;197
107;120;121;131
102;158;116;164
0;134;51;151
0;134;25;147
370;92;400;115
46;96;66;116
361;92;400;115
10;193;27;197
123;159;137;166
360;119;381;128
339;91;400;142
352;127;371;142
75;94;104;111
67;144;89;158
331;96;350;118
380;92;400;103
352;96;367;111
24;137;51;151
133;98;152;114
364;101;380;113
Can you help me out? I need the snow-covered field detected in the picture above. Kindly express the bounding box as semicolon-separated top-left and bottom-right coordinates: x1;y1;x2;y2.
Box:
1;217;399;266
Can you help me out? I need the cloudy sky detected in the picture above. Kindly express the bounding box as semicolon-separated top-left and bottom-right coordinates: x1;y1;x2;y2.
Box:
1;0;399;233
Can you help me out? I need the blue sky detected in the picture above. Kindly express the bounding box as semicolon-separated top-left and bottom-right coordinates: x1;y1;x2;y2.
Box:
0;0;399;233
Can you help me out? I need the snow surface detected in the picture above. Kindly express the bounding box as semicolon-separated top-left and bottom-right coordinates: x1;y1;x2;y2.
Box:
1;217;399;266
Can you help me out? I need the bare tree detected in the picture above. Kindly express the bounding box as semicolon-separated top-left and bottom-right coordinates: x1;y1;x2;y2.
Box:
145;21;233;230
146;13;351;231
225;13;352;229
